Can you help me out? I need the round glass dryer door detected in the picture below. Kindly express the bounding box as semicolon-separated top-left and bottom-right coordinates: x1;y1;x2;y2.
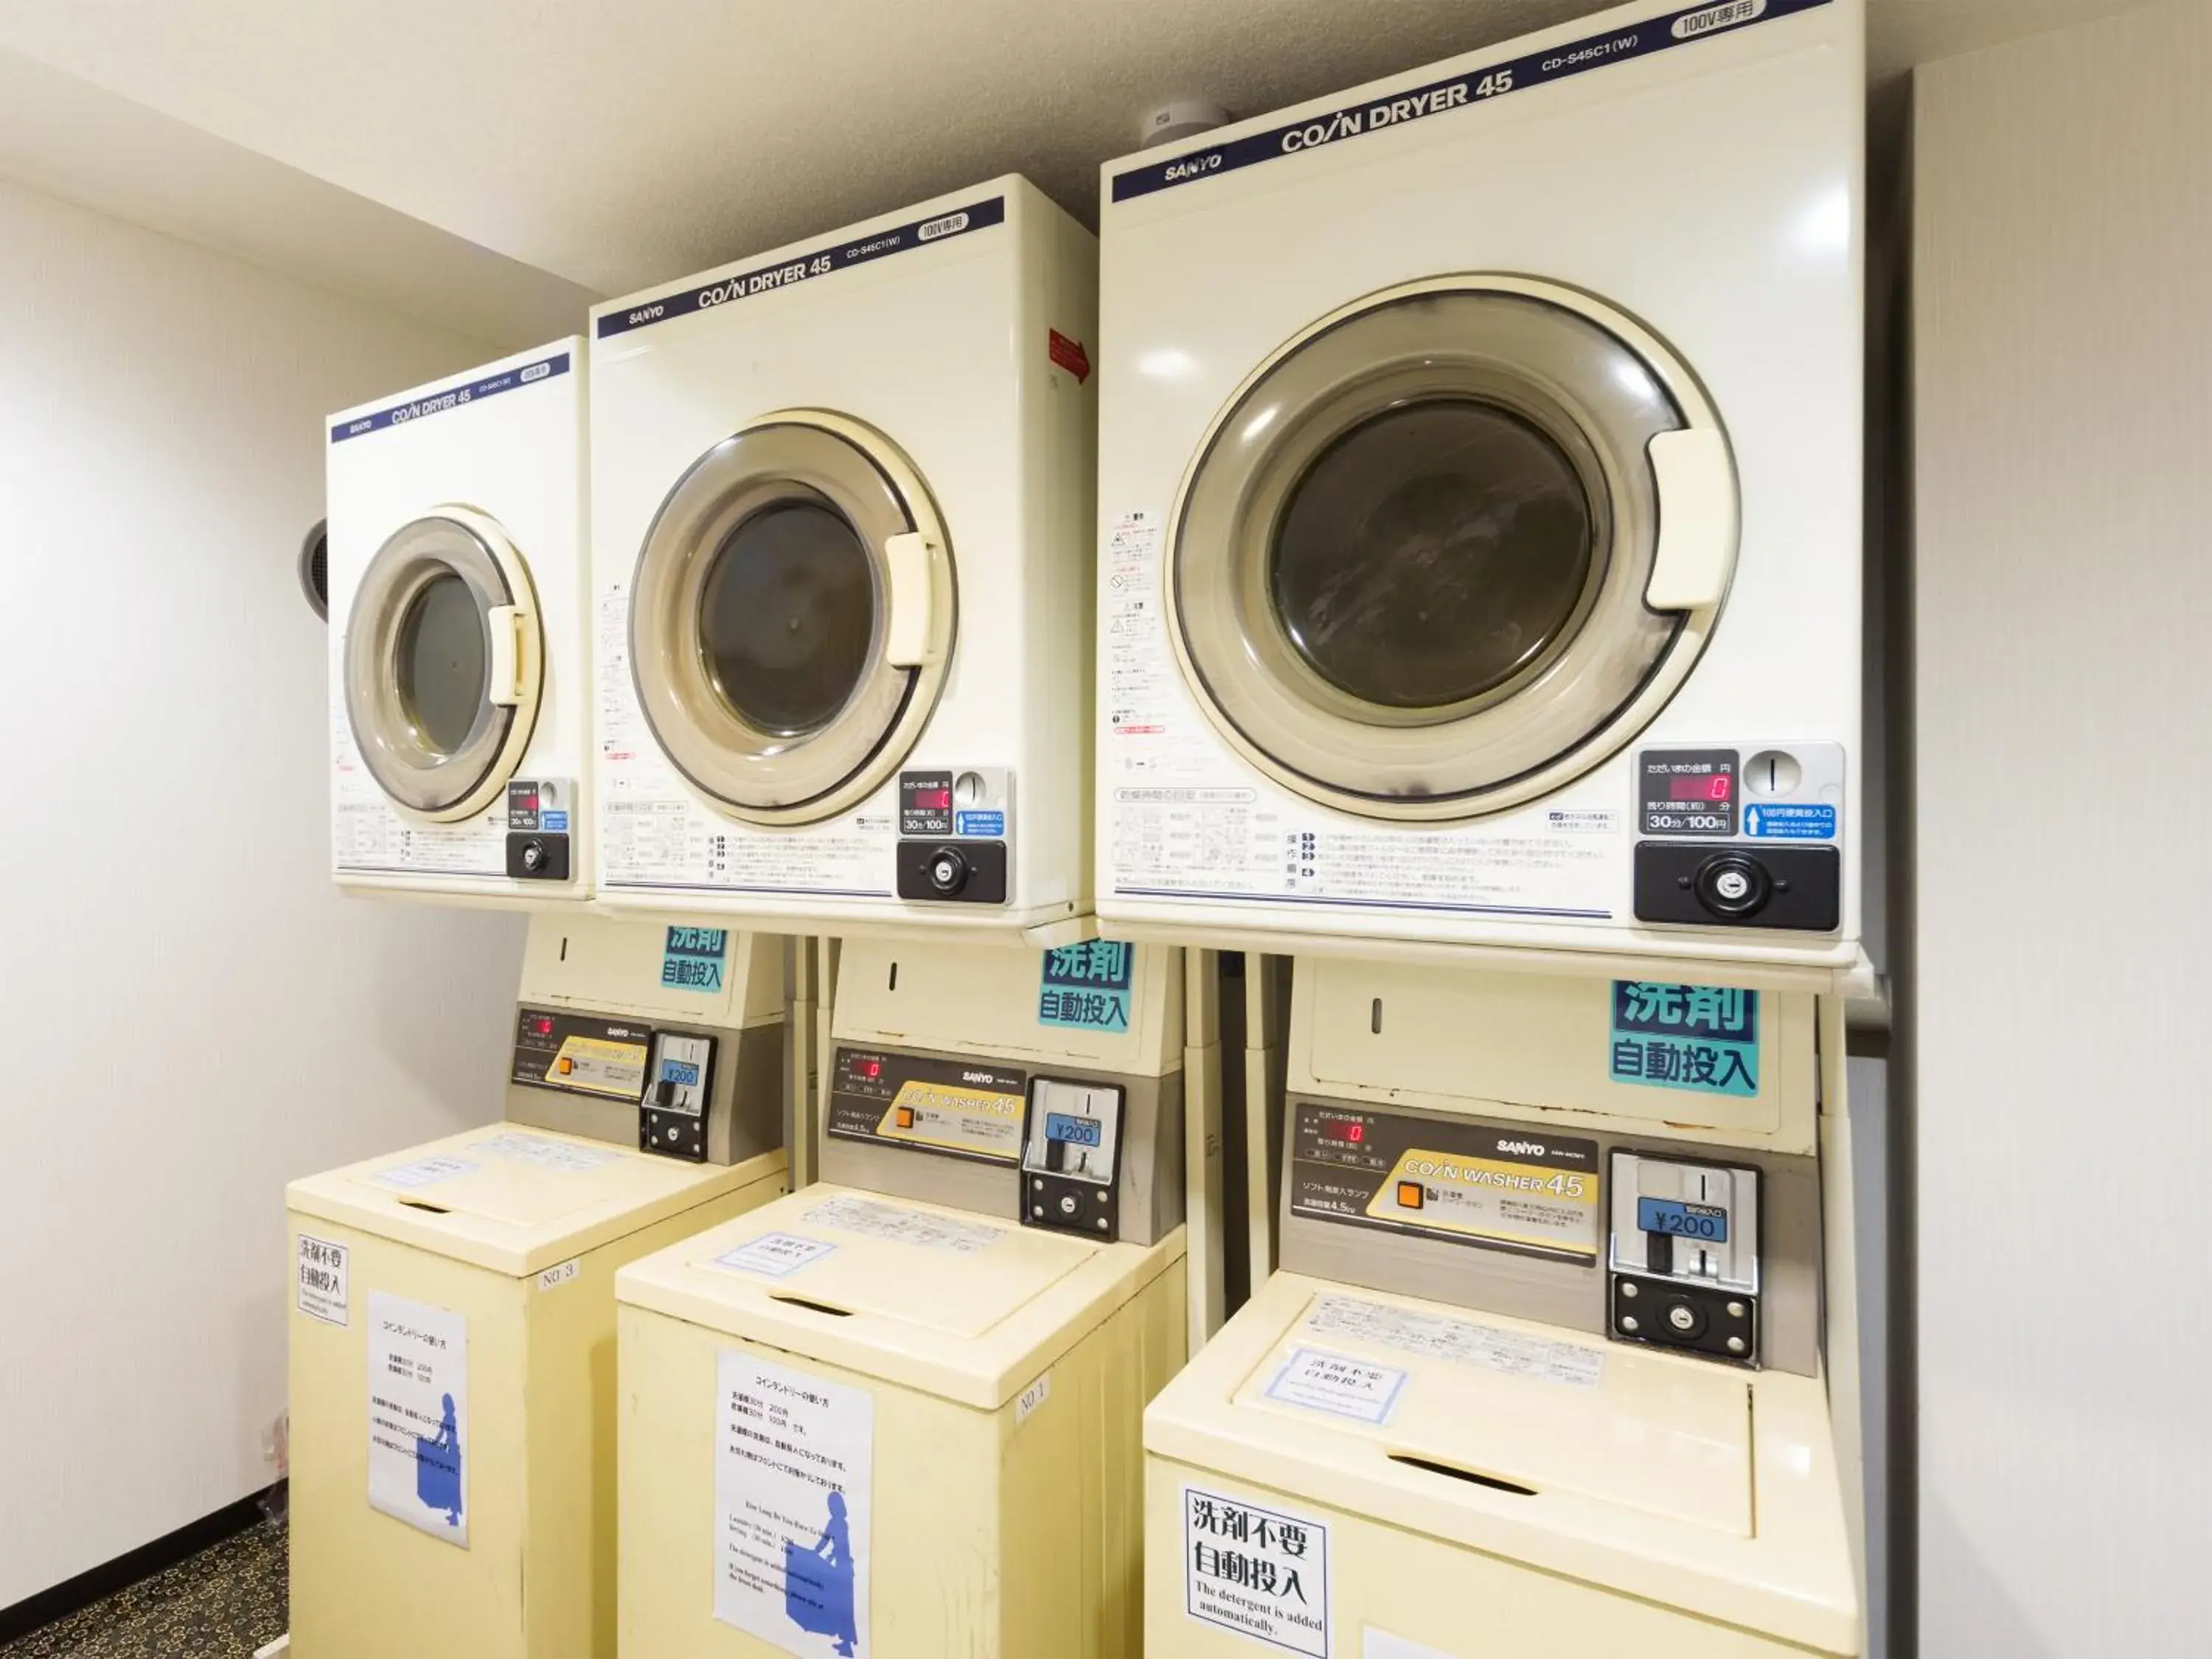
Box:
1169;276;1740;821
627;412;954;825
344;509;543;821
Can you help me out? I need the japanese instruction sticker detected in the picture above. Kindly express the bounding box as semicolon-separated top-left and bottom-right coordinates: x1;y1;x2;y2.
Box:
296;1234;349;1327
714;1349;873;1658
712;1233;838;1281
1184;1486;1331;1655
372;1154;478;1190
1610;981;1759;1098
1264;1348;1408;1427
1040;940;1134;1032
366;1292;469;1547
663;925;730;995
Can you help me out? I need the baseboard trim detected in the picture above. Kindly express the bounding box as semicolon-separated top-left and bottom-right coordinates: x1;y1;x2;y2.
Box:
0;1485;276;1644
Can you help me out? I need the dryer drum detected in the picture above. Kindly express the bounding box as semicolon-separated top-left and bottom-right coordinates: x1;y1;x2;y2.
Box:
1166;276;1737;821
343;509;543;821
627;412;956;827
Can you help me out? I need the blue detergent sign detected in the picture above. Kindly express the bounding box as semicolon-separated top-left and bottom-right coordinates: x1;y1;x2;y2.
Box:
1610;981;1759;1098
1743;802;1837;840
662;926;728;995
1040;941;1134;1032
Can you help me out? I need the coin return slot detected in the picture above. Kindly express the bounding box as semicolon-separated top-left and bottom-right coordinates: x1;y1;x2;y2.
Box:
769;1293;854;1319
397;1199;452;1214
1385;1452;1537;1498
1371;998;1383;1035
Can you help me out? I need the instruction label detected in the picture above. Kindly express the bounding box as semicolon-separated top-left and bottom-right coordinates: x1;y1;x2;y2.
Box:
1288;1105;1600;1259
1610;981;1759;1098
473;1131;621;1173
372;1154;478;1190
1183;1486;1331;1656
714;1350;874;1658
1264;1348;1408;1427
664;925;731;993
804;1195;1006;1254
714;1234;838;1280
366;1292;469;1546
296;1234;349;1327
1307;1295;1603;1391
1039;940;1135;1032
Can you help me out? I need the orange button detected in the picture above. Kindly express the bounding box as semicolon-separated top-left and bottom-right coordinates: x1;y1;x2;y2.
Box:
1396;1181;1425;1211
895;1106;915;1129
557;1057;574;1075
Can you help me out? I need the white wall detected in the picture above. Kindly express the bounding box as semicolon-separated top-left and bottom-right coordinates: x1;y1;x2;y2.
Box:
0;178;529;1607
1912;4;2211;1654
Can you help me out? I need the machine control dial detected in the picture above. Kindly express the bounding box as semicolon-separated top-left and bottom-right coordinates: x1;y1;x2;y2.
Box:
1694;852;1773;919
925;846;970;896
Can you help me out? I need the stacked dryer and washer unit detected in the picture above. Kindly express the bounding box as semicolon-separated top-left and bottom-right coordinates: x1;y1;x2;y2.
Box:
1097;0;1868;1655
305;350;793;1659
585;179;1194;1659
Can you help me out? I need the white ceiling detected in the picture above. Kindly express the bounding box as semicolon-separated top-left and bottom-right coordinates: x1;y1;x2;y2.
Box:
0;0;2155;321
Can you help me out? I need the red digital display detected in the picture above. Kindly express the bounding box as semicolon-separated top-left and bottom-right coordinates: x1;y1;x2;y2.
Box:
531;1016;554;1036
913;787;950;810
857;1059;882;1079
1669;774;1732;802
1326;1118;1365;1144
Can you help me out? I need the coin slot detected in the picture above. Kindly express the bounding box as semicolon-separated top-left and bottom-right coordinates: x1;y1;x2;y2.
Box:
888;961;899;992
1371;998;1383;1035
1386;1452;1536;1497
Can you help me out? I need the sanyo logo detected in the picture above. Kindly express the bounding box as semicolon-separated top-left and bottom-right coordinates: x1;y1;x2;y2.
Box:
961;1069;997;1085
519;361;552;383
1673;0;1764;40
1498;1138;1547;1157
917;211;970;242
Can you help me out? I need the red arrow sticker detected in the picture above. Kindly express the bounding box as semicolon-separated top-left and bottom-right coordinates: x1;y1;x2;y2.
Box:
1048;329;1091;383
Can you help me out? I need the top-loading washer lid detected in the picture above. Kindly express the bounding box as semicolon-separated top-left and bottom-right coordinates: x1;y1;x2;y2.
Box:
287;1127;772;1277
343;507;545;822
1235;1288;1750;1534
616;1185;1183;1409
1168;275;1739;822
1144;1273;1859;1655
627;411;956;826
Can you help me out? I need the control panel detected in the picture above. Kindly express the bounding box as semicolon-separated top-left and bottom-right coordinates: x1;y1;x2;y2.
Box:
1607;1151;1761;1364
641;1032;717;1162
895;766;1011;904
825;1046;1029;1166
509;1005;714;1162
1630;744;1843;933
504;776;575;883
1019;1078;1127;1239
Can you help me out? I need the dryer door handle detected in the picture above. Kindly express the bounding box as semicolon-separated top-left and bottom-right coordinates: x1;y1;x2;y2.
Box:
486;604;526;706
883;531;938;668
1644;428;1739;612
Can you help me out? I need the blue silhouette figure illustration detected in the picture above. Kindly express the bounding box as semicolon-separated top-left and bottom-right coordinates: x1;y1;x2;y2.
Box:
415;1394;463;1527
783;1489;857;1655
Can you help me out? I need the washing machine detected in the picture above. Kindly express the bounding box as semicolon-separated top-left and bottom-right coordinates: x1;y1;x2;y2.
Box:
288;913;788;1659
588;178;1096;941
1096;0;1863;969
327;340;591;902
613;936;1192;1658
1144;957;1861;1657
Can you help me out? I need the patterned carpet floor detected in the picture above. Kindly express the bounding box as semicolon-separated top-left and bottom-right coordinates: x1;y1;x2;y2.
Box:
0;1523;285;1659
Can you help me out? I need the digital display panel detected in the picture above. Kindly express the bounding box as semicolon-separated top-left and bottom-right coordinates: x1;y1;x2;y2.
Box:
1045;1112;1102;1147
1638;1197;1729;1242
659;1060;701;1088
913;787;950;810
1669;774;1732;802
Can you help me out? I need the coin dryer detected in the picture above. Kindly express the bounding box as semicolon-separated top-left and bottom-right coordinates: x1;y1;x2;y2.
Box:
326;339;592;902
588;177;1098;939
612;939;1194;1658
1094;0;1864;967
1144;959;1861;1658
287;915;790;1659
